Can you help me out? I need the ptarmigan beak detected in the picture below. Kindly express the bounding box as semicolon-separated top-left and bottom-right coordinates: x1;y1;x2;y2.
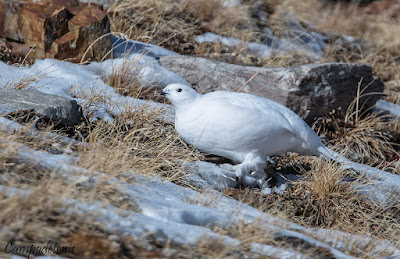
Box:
160;90;167;96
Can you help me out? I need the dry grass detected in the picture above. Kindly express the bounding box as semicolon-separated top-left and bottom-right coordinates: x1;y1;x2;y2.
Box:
2;110;84;154
100;58;164;102
69;78;204;185
0;138;87;258
2;0;400;257
101;59;143;97
0;123;200;258
282;0;400;51
108;0;201;54
224;157;400;257
2;74;45;90
107;0;264;55
312;95;400;170
0;190;77;258
107;0;400;103
75;106;202;184
279;0;400;103
327;113;399;168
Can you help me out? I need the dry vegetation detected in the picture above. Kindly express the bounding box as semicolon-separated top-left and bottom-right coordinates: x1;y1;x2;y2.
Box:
280;0;400;104
107;0;400;253
225;159;400;257
107;0;254;54
74;107;202;183
99;58;165;102
312;99;400;171
0;112;203;258
108;0;400;103
2;0;400;257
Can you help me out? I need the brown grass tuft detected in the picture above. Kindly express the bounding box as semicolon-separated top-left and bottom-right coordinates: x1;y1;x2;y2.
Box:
107;0;262;55
75;106;203;184
225;157;400;253
100;58;164;102
3;1;400;257
3;74;45;90
313;97;400;170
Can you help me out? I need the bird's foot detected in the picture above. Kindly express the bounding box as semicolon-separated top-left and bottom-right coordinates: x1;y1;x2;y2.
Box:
219;163;244;183
249;171;268;189
233;167;246;184
218;161;273;189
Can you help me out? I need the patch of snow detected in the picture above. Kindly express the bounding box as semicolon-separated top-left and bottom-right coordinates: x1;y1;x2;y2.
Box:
196;32;272;58
111;34;178;59
275;230;358;259
262;188;272;195
4;141;400;257
185;160;270;190
308;228;400;257
374;99;400;122
78;0;115;8
196;32;325;59
273;184;287;194
342;35;355;43
0;56;178;122
0;104;18;114
221;0;241;8
250;243;305;259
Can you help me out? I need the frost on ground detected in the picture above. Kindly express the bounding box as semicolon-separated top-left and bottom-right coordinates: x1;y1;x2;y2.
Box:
195;31;325;59
1;139;399;258
0;53;178;122
1;37;400;258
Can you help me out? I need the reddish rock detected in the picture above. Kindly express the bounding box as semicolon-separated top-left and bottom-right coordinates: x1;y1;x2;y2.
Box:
0;0;111;63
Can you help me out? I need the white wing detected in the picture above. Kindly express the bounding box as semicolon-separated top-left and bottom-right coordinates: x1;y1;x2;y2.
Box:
176;90;321;162
204;91;324;153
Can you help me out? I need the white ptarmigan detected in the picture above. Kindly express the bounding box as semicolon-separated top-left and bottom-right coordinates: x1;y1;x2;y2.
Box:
160;83;390;187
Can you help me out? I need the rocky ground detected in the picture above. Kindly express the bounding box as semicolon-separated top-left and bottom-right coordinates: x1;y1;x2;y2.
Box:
1;0;400;258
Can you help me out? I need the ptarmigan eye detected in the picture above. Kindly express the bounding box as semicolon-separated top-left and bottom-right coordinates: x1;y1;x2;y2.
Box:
177;88;182;92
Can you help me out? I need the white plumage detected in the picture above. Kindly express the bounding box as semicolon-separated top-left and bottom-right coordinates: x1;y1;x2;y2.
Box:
161;83;386;187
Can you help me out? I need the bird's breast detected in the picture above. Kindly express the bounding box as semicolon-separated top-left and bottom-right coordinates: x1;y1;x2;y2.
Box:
175;112;205;142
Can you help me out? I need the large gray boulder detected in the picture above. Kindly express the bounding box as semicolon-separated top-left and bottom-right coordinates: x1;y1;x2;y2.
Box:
159;56;384;123
0;88;82;125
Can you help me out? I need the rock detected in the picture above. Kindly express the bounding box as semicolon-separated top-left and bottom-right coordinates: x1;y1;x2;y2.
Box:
0;88;82;125
159;55;384;123
0;116;88;150
373;99;400;122
0;36;15;63
0;0;111;63
0;104;17;114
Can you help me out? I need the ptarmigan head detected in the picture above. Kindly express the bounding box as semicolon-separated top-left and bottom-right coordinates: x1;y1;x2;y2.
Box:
160;84;200;107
